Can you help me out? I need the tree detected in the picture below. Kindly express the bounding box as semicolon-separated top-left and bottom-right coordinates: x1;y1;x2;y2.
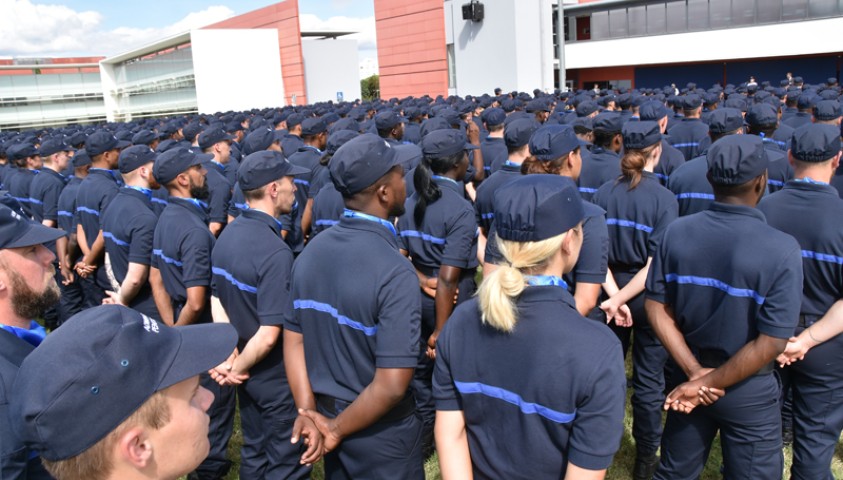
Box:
361;75;380;101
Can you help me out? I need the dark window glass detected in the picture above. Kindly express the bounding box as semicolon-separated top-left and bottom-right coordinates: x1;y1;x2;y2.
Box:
757;0;783;22
591;10;610;39
628;5;647;35
688;0;710;30
732;0;756;25
647;3;667;34
808;0;838;17
666;1;687;34
710;0;732;27
609;8;629;37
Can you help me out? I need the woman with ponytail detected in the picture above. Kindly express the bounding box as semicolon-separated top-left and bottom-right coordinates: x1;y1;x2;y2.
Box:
592;121;679;478
397;128;479;454
434;175;626;479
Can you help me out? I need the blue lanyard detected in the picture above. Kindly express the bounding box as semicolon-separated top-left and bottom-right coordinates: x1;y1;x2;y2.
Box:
185;198;208;212
0;320;47;347
126;186;152;200
432;175;459;186
524;275;569;290
211;161;225;172
302;145;323;154
504;160;522;168
794;176;829;186
90;168;120;184
30;169;41;175
343;208;397;237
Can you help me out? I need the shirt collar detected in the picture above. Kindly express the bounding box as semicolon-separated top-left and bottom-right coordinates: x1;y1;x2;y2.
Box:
517;284;578;311
432;175;464;195
339;210;401;249
707;201;767;222
168;196;209;222
89;168;121;185
122;186;154;205
240;208;284;237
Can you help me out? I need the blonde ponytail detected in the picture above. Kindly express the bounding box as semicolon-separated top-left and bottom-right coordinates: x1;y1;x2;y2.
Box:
478;233;567;332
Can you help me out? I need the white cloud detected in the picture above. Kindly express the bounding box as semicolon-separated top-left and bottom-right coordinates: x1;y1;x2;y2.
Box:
0;0;235;57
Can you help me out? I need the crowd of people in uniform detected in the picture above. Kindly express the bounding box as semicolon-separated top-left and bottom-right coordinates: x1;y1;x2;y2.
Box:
1;72;842;480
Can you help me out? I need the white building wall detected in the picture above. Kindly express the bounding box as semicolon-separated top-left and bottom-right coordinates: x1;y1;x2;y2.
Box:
302;38;362;103
444;0;557;97
564;16;843;69
191;29;285;113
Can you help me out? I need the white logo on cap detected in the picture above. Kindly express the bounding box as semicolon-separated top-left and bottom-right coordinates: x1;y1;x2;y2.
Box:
142;314;160;333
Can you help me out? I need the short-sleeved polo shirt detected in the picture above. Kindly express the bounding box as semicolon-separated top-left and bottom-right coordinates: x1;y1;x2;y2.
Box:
75;168;121;250
28;168;66;223
310;182;344;237
287;215;421;403
202;161;232;225
578;147;621;202
57;175;82;236
474;162;521;234
646;202;802;358
480;136;507;175
434;287;625;477
667;155;714;217
8;169;38;218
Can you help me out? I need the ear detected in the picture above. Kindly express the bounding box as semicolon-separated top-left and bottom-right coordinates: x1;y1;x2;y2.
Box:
833;151;842;170
116;427;153;469
787;151;796;168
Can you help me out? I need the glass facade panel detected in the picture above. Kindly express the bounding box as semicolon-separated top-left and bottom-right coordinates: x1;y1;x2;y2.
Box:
647;3;667;34
809;0;838;17
628;5;648;35
0;70;105;129
709;0;732;27
666;1;687;33
782;0;809;19
591;10;610;39
688;0;710;29
609;8;629;37
732;0;757;25
757;0;783;22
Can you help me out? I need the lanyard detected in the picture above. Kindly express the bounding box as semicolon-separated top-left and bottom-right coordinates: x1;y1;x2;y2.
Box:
125;186;152;200
343;209;397;237
211;161;225;172
794;177;829;186
524;275;569;290
90;168;120;184
0;320;47;347
432;175;459;186
185;198;208;212
504;160;522;168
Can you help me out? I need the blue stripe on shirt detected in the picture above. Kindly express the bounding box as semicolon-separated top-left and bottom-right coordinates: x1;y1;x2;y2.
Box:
606;218;654;233
399;230;446;245
293;299;378;336
212;267;257;294
454;381;576;424
152;249;183;267
76;206;99;216
664;273;766;305
676;192;715;200
103;231;129;247
802;250;843;265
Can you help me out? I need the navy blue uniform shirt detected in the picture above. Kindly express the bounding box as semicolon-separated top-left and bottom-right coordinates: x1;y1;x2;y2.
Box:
57;175;82;235
152;196;214;318
762;143;793;193
75;168;121;250
403;122;422;145
202;160;233;225
29;168;66;223
310;182;344;237
398;176;479;271
474;162;521;233
759;180;843;317
433;286;625;478
8;169;38;218
653;140;685;185
667;118;711;161
480;136;507;175
212;208;296;417
594;172;678;268
666;156;714;217
782;112;812;130
578;146;621;202
287;214;421;403
101;187;160;319
646;202;802;358
150;187;168;216
281;134;304;159
288;146;322;198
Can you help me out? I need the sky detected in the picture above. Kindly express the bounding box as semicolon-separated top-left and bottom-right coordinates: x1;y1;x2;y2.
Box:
0;0;377;75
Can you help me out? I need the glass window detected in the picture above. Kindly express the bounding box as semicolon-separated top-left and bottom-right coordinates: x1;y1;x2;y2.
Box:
591;10;610;39
782;0;809;20
709;0;732;28
628;5;647;36
666;0;687;34
732;0;756;25
609;8;629;37
808;0;838;17
447;44;456;89
687;0;709;30
757;0;783;23
647;3;667;34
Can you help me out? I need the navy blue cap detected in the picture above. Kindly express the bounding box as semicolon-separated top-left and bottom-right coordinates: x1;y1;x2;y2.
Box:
153;147;213;185
71;149;92;167
7;143;38;161
504;118;540;148
131;129;157;146
0;204;65;248
326;130;359;155
10;305;237;461
375;111;405;131
198;127;234;150
421;129;478;158
529;125;586;161
330;133;400;196
481;107;506;127
86;130;130;156
238;150;309;190
493;175;585;242
155;138;179;153
791;124;842;163
182;123;203;142
683;95;703;109
576;101;598;117
329;117;361;134
708;108;745;134
301;117;328;136
38;138;74;157
592;112;624;133
622;121;662;150
526;99;551;113
813;100;842;121
243;128;278;156
287;113;305;129
639;100;671;121
746;104;778;127
797;93;816;110
68;131;87;147
707;135;769;185
118;145;157;174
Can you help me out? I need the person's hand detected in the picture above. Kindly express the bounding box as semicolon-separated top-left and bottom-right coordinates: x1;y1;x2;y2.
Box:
777;336;809;367
613;304;633;327
298;408;343;454
664;380;705;413
465;119;480;145
421;277;438;298
601;297;632;326
74;261;95;278
426;329;441;360
291;414;324;466
208;350;248;386
102;290;124;306
59;261;75;285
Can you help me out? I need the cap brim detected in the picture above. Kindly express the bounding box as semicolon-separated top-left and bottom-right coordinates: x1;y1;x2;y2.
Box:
116;140;131;150
158;323;238;390
7;222;67;248
284;163;311;177
192;152;215;164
